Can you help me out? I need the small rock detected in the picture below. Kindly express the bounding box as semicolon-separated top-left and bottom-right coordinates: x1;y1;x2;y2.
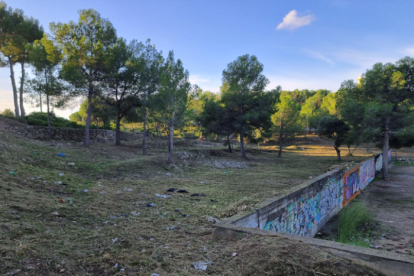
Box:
206;216;220;223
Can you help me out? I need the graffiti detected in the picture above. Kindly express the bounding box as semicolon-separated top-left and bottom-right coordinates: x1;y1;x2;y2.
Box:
342;166;360;207
264;178;341;236
375;154;383;172
360;158;375;190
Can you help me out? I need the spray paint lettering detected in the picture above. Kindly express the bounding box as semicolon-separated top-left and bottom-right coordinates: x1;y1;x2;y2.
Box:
342;166;360;207
375;154;383;172
264;178;341;236
360;158;375;190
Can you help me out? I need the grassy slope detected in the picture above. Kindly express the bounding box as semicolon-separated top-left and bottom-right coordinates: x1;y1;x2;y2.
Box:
0;128;381;275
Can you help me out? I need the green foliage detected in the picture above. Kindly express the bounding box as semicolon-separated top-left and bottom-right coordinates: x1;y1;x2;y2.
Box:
338;202;373;245
51;9;118;146
26;112;82;128
221;54;276;157
318;116;349;160
1;108;14;118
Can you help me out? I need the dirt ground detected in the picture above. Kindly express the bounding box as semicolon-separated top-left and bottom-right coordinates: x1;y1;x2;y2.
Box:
359;165;414;255
0;116;384;275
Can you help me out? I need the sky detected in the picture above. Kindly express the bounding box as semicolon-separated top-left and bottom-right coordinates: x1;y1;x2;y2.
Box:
1;0;414;118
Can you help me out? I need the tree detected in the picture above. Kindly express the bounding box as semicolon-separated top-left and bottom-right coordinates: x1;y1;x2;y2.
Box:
359;57;414;179
318;116;349;161
103;38;142;145
336;80;366;155
272;92;301;156
200;95;237;152
51;9;117;147
154;51;191;163
300;90;329;134
133;40;163;153
0;2;43;117
26;35;67;139
1;108;14;117
222;54;270;158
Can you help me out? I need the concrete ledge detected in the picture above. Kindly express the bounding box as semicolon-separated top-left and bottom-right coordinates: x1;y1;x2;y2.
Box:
213;219;414;276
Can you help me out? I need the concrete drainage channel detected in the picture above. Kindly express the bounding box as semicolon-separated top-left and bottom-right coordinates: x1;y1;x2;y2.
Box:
213;150;414;276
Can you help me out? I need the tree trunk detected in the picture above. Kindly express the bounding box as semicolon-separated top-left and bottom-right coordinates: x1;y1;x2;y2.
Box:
334;145;341;161
84;89;93;147
278;121;283;157
199;122;203;139
240;127;246;158
115;110;121;146
9;57;20;117
40;92;42;113
46;95;52;140
227;132;232;153
168;122;174;163
366;142;370;152
382;116;390;180
19;62;26;117
142;109;147;154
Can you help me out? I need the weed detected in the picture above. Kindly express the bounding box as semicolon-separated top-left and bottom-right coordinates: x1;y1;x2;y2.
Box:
337;202;373;246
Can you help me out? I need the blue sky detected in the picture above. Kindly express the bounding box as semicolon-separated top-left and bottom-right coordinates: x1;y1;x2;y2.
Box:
1;0;414;118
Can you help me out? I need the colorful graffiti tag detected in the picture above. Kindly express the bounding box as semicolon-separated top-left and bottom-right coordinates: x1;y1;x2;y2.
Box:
264;177;341;236
342;166;360;207
375;154;383;172
360;158;375;190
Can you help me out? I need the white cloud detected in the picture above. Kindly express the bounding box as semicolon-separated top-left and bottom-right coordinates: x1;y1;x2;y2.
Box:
304;50;334;64
276;10;315;31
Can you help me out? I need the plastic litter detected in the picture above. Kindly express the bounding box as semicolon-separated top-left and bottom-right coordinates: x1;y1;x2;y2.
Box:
83;189;88;192
146;203;156;207
67;162;75;166
55;181;62;185
130;211;141;216
59;173;64;176
112;237;118;243
200;182;204;184
156;193;170;198
232;252;238;257
9;171;16;176
166;225;177;230
194;262;212;271
166;173;171;176
177;189;189;193
57;153;65;157
206;216;220;223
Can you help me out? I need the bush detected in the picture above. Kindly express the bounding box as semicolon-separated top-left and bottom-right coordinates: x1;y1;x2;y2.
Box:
2;108;14;118
26;112;83;129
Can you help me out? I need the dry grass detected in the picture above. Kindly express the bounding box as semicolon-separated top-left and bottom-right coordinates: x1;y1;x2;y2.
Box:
0;129;383;275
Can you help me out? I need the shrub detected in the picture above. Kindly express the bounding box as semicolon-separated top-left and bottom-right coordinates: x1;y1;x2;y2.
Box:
2;108;15;118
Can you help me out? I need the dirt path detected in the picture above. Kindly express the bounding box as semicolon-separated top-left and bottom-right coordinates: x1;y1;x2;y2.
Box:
359;165;414;255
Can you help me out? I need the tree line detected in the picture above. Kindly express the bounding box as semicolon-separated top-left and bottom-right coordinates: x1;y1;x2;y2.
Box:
1;2;414;178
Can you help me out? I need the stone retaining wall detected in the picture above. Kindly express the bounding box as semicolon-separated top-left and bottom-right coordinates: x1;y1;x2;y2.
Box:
1;125;151;143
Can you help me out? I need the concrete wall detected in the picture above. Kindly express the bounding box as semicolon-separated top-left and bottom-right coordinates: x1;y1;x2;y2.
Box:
2;125;151;143
232;150;392;237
